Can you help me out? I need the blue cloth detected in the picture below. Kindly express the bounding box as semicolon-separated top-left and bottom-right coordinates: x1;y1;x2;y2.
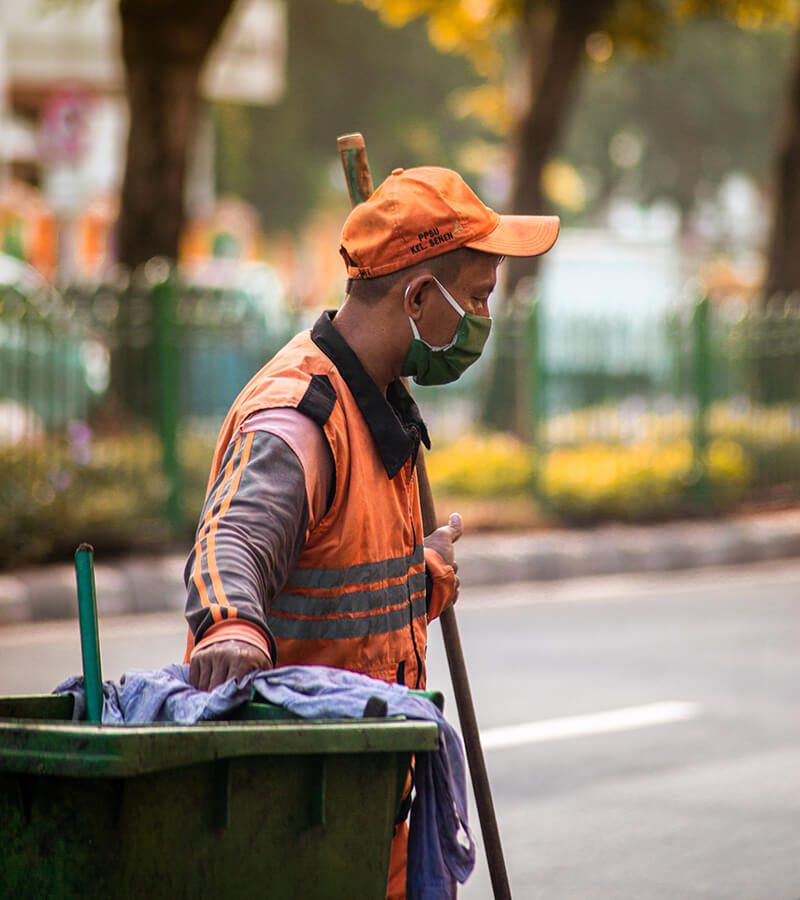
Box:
56;664;475;899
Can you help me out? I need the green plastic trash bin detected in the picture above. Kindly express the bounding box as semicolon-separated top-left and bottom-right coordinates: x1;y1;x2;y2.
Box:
0;693;439;900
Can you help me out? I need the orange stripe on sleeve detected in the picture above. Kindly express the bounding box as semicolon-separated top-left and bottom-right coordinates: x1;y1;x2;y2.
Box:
191;436;243;614
206;431;255;613
182;627;195;664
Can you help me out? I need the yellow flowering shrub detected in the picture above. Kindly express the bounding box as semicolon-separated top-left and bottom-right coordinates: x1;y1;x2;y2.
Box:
0;400;790;565
0;429;215;567
710;406;800;487
546;402;800;492
540;438;751;523
706;438;753;505
426;431;753;525
426;433;535;497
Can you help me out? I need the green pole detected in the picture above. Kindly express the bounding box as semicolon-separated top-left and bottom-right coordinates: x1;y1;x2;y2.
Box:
692;296;712;507
528;298;547;498
74;543;103;724
151;272;183;533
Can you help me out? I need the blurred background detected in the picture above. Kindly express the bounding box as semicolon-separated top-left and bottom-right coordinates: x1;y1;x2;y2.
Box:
1;4;799;897
0;0;800;566
2;0;799;563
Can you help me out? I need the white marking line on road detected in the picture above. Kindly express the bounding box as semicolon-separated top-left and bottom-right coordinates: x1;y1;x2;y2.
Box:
480;701;702;750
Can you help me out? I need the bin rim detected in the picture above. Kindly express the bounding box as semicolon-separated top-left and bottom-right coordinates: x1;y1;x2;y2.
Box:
0;717;440;779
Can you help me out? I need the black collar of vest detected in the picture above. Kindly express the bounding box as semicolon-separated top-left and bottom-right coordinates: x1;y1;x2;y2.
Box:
311;310;431;479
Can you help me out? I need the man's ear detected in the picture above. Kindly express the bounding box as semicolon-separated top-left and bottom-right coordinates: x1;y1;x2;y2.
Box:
403;275;432;321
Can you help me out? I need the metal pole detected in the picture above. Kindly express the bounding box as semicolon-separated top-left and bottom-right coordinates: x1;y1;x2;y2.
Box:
74;543;103;723
151;271;183;533
527;298;546;498
692;296;712;507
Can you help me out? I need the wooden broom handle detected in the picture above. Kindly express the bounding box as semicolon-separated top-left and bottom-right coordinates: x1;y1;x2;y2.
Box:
337;133;512;899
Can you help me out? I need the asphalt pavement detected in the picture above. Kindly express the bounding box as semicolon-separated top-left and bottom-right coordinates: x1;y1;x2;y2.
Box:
1;559;798;899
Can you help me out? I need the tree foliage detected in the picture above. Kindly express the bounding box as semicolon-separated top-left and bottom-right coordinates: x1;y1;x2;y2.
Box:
356;0;798;433
356;0;796;232
564;18;793;220
355;0;796;68
216;0;486;233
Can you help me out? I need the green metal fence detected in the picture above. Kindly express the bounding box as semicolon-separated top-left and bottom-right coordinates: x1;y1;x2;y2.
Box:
0;262;294;566
410;295;797;524
517;295;800;509
2;267;799;566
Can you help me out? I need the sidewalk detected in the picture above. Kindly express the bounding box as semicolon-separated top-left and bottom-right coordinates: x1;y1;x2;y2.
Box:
1;509;798;626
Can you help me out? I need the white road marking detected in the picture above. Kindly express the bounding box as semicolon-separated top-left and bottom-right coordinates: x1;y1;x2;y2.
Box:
480;701;702;750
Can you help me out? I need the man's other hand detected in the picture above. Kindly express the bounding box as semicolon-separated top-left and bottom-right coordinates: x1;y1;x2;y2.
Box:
189;639;272;692
424;511;463;569
424;512;463;607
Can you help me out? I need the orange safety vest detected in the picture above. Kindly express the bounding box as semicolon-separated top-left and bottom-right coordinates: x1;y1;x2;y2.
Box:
206;312;431;688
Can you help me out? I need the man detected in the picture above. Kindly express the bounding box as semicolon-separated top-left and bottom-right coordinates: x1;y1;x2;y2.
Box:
183;166;559;897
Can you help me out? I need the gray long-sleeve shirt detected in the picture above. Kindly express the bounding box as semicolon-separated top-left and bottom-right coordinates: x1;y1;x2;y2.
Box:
184;409;333;661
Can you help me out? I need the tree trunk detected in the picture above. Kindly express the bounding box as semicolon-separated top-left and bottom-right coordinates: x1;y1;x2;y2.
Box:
116;0;235;269
764;27;800;305
507;0;613;296
482;0;612;435
753;27;800;403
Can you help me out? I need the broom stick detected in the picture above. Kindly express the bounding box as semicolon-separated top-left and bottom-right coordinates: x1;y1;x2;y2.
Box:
337;133;512;900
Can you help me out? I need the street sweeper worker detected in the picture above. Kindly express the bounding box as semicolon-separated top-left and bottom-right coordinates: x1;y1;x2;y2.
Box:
182;165;559;896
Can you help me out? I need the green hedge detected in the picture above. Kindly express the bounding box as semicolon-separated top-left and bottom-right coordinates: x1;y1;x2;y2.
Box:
0;430;214;568
2;403;799;568
426;404;800;526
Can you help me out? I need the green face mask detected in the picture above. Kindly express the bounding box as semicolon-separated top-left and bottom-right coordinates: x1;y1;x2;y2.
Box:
401;276;492;386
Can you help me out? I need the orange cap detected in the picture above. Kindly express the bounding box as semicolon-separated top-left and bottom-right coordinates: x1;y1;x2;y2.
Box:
340;166;560;279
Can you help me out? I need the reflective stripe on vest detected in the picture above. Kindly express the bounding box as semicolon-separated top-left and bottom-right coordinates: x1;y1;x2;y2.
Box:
269;546;426;641
273;570;426;617
284;545;424;591
268;591;427;641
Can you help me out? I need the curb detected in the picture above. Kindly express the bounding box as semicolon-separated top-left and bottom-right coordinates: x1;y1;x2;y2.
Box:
1;510;798;626
456;510;800;586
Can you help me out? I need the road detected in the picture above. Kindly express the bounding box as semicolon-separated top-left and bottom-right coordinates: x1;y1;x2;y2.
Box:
1;559;798;899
